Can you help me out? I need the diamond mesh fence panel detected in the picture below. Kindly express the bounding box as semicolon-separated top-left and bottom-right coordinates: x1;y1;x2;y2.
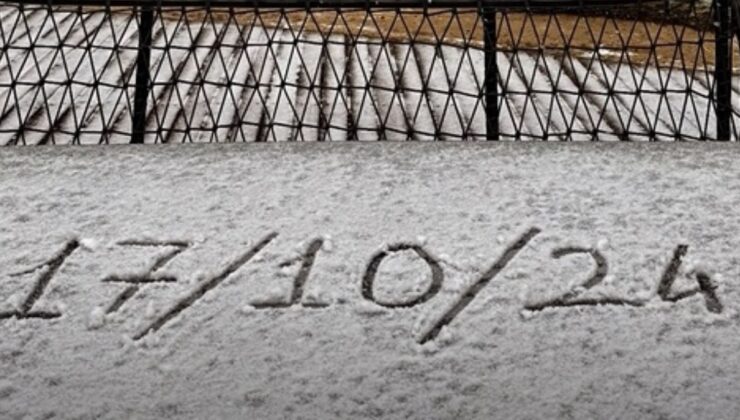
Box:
0;0;737;144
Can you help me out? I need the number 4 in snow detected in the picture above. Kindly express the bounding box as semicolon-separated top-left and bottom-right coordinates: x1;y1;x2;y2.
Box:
657;245;723;313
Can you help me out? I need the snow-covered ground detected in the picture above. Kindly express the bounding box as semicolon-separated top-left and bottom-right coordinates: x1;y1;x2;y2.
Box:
0;5;737;143
1;143;740;418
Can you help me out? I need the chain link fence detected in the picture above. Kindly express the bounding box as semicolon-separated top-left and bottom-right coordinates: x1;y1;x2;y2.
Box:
0;0;737;143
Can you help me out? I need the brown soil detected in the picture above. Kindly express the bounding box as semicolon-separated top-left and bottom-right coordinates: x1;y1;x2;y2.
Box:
92;7;740;69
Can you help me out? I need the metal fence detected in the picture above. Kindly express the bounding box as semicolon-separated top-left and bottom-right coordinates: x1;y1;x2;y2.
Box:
0;0;738;143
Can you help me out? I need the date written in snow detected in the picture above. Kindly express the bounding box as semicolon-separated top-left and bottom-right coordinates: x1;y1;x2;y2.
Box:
0;229;724;344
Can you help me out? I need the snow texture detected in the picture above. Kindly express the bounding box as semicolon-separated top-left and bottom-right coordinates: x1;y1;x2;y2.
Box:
1;143;740;418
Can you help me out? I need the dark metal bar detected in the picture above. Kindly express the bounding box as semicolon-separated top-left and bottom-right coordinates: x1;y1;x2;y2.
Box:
132;6;154;144
484;8;499;140
716;0;732;141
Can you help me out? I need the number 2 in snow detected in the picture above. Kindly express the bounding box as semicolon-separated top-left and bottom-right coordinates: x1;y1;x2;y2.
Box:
524;246;643;311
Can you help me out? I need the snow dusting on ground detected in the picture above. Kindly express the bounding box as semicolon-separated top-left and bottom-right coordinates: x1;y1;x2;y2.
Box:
1;143;740;418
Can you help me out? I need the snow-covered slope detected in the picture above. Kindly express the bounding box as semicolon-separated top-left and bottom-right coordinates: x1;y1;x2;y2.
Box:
1;143;740;418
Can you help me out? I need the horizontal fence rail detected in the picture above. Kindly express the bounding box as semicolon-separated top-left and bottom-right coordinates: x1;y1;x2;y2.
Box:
0;0;738;143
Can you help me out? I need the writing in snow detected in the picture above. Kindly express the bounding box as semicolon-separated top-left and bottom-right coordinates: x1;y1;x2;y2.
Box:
1;228;723;344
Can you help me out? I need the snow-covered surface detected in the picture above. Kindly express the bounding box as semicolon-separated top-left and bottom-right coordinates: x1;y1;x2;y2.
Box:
1;5;737;143
1;143;740;418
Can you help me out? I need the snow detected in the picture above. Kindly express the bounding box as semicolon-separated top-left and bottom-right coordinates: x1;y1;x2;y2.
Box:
249;285;289;307
79;238;99;252
370;248;434;306
2;143;740;418
3;292;23;312
321;236;334;253
596;237;609;252
87;306;106;330
352;299;389;316
0;380;15;399
144;301;157;319
302;288;332;306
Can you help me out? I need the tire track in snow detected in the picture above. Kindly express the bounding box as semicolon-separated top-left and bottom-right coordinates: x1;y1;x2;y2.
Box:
20;13;108;144
0;11;99;144
511;52;580;140
42;13;138;144
732;74;740;140
77;18;143;145
414;43;460;141
224;26;273;142
560;55;623;141
577;55;652;140
262;27;301;141
443;46;485;140
0;14;105;144
597;60;672;140
639;64;703;140
367;41;409;140
320;34;348;141
209;22;258;142
0;9;50;78
393;43;435;141
348;39;380;141
498;52;544;140
165;18;234;143
686;67;717;140
0;10;70;95
183;22;243;143
539;54;590;140
130;17;196;143
292;32;324;142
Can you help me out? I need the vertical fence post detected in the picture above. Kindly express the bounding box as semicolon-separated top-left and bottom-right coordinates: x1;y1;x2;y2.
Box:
716;0;732;141
132;6;154;144
484;5;499;140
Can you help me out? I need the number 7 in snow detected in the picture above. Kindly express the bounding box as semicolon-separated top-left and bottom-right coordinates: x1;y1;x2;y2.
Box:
133;232;278;340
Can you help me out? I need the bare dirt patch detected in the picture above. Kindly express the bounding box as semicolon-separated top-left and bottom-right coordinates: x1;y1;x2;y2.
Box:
149;7;731;69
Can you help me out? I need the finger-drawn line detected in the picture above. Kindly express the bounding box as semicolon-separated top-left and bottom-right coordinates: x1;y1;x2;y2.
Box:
657;245;722;313
361;243;444;308
252;238;327;309
523;246;639;312
103;241;189;314
695;271;723;314
133;232;278;340
657;244;689;300
418;228;541;344
2;240;79;320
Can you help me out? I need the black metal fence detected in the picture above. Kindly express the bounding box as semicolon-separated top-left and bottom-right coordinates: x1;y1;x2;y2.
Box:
0;0;738;143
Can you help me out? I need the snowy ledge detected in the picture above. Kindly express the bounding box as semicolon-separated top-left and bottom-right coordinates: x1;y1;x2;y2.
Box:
1;142;740;418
